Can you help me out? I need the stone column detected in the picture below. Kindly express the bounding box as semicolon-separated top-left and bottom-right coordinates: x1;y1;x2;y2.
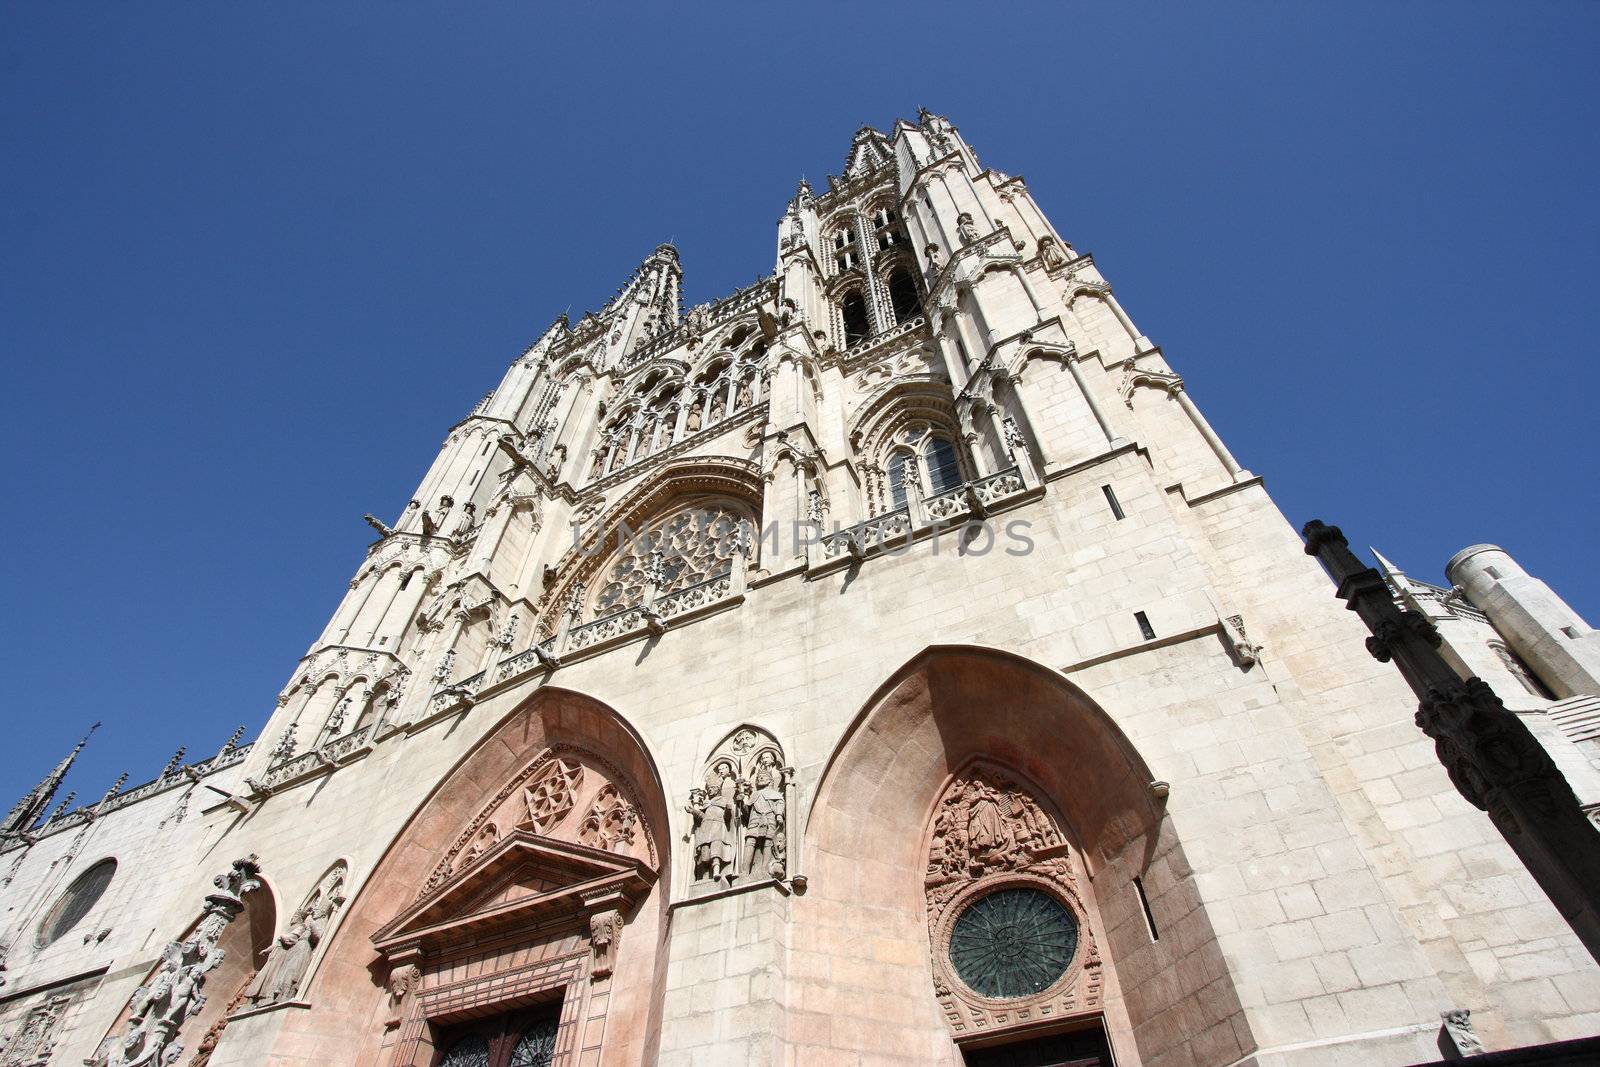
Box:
1303;520;1600;964
1174;386;1246;481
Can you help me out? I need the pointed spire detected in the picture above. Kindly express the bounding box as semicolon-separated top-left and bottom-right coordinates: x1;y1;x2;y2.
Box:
47;791;76;823
1370;547;1411;591
1;723;98;838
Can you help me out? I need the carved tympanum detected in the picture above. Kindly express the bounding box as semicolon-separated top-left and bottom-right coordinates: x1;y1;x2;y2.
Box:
420;746;654;901
924;766;1100;1039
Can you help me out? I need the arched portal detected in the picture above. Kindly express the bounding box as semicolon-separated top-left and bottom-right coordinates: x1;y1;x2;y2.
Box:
273;689;672;1067
802;646;1244;1067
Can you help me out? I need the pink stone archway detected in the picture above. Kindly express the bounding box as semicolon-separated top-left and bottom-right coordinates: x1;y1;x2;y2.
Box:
260;688;673;1067
800;645;1247;1067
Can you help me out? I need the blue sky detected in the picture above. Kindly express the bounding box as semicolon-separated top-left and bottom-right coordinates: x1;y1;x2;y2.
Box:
3;5;1597;805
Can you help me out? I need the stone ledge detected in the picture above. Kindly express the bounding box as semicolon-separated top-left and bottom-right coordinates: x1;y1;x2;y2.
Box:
227;998;312;1023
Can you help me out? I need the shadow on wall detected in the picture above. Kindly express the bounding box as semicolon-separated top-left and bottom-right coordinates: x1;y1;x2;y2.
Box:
803;644;1250;1067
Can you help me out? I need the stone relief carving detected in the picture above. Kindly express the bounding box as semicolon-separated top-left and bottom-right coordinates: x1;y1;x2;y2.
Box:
1440;1008;1486;1057
685;727;791;892
0;994;69;1067
589;910;621;980
577;785;638;852
522;758;583;833
244;862;347;1008
419;745;656;901
91;857;262;1067
923;767;1100;1039
383;963;421;1029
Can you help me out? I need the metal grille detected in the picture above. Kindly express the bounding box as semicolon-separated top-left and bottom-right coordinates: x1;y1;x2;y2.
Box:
438;1034;490;1067
508;1018;559;1067
949;888;1078;999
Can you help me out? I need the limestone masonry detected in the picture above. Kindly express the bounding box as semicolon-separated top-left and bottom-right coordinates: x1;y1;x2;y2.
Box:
3;113;1598;1067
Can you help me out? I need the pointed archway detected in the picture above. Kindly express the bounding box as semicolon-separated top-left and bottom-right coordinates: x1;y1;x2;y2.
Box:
263;687;672;1067
800;645;1245;1067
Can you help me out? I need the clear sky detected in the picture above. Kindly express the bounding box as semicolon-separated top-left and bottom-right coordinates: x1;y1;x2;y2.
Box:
3;5;1597;807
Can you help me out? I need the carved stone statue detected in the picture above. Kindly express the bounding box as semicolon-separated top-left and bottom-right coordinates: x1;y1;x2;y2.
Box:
94;857;261;1067
245;867;345;1008
1037;234;1069;270
737;752;786;881
686;761;737;883
956;213;980;246
925;243;942;271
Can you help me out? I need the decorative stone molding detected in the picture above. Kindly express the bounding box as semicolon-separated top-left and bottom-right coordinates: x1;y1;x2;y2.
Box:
923;765;1101;1040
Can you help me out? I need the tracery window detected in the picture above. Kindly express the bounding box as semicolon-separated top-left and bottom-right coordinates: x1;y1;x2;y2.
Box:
873;206;904;250
883;424;966;509
592;502;749;617
433;1013;558;1067
37;858;116;948
832;228;858;273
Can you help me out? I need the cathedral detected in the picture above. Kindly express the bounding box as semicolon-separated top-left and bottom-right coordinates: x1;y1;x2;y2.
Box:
3;112;1600;1067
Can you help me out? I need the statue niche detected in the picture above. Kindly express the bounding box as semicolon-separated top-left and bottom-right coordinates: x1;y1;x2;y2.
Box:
684;727;791;895
244;861;347;1008
923;763;1102;1041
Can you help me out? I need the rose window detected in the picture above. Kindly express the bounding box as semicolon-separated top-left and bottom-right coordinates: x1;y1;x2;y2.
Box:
949;887;1079;999
593;504;746;616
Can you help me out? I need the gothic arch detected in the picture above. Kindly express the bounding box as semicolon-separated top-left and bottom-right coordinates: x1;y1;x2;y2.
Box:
801;645;1244;1067
536;456;762;635
276;687;673;1067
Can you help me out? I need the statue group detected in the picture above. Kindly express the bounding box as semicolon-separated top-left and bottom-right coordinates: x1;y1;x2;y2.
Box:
685;745;788;887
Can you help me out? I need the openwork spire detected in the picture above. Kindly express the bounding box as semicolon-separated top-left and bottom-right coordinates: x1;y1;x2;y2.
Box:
0;722;98;838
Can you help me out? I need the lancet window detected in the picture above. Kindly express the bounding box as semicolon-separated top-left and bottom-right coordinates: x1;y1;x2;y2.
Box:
839;290;871;347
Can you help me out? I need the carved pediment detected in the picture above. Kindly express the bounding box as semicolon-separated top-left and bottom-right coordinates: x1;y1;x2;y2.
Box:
372;831;654;956
419;745;656;900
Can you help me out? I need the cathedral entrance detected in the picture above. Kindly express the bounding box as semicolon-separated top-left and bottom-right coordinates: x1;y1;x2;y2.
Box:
432;1007;560;1067
962;1023;1114;1067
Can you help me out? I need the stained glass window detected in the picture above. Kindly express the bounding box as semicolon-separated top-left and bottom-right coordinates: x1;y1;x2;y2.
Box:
949;888;1078;999
508;1018;559;1067
592;504;746;617
437;1034;490;1067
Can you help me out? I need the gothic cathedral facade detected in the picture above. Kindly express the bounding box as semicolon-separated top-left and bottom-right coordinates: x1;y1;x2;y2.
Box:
3;113;1598;1067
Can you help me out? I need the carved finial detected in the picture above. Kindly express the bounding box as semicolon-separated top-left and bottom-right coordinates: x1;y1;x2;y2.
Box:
159;747;187;780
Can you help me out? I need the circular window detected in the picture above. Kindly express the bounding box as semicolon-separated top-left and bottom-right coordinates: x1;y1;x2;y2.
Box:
36;858;116;948
949;886;1078;999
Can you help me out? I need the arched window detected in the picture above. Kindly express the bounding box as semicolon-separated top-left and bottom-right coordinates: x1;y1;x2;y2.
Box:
887;267;921;324
438;1034;491;1067
925;436;962;494
37;858;116;948
593;502;750;617
874;206;904;250
840;292;870;347
831;227;858;273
